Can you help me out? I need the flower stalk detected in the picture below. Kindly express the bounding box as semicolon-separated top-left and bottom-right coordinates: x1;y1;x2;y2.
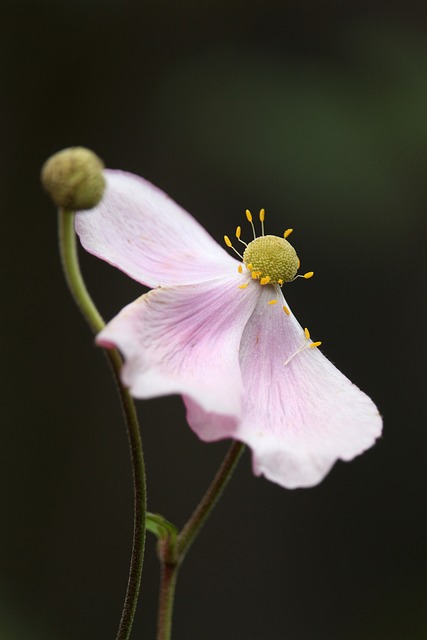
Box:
156;441;245;640
58;208;147;640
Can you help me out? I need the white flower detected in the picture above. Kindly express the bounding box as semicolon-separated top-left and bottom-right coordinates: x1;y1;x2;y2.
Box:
75;170;382;489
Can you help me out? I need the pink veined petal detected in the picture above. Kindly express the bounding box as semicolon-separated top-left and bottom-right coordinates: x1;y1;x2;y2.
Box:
75;170;238;288
97;276;262;417
186;285;382;489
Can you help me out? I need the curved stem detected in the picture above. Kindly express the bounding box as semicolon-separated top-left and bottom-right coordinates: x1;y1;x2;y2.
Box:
177;441;245;559
58;208;147;640
156;441;245;640
58;208;105;334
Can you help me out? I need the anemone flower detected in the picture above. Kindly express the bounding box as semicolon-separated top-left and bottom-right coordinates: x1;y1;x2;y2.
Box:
75;171;382;489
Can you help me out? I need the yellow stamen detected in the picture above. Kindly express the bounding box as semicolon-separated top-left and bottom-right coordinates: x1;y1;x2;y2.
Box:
236;226;241;239
224;235;244;259
278;278;284;286
246;209;256;239
303;271;314;279
238;264;243;273
260;208;265;236
238;283;249;289
260;276;271;285
251;270;262;279
247;263;253;270
282;305;290;316
284;329;321;365
284;228;293;239
268;299;278;305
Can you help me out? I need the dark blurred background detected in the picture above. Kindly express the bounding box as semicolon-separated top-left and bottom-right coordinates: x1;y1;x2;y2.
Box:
1;1;426;639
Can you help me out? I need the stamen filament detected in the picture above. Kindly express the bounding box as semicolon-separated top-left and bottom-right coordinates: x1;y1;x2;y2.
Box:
284;328;322;365
246;209;256;240
235;226;248;248
292;271;314;282
283;344;306;365
223;235;243;259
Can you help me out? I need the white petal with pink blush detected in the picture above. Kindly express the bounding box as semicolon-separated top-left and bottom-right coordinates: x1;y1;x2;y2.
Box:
76;170;383;489
97;276;262;417
75;170;237;288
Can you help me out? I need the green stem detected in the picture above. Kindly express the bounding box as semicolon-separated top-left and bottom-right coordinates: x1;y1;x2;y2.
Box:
156;441;245;639
177;441;245;559
58;208;147;640
58;208;104;334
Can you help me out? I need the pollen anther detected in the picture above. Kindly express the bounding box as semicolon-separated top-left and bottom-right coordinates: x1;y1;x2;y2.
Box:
224;234;244;259
283;305;290;316
260;208;265;236
260;276;271;285
284;228;293;238
239;283;249;289
238;264;243;273
246;209;256;239
284;327;322;365
268;299;278;305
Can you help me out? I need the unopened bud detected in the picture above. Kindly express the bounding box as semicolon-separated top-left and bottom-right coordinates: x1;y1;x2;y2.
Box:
41;147;105;210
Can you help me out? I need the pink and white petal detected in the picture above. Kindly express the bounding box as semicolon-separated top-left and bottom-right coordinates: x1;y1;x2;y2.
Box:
184;285;382;489
184;396;240;441
97;276;262;416
75;170;238;288
236;286;382;488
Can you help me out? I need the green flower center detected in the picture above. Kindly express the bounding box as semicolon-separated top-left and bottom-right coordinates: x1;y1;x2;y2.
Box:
243;235;299;284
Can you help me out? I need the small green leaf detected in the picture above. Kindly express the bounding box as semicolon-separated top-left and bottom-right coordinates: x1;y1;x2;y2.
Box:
146;512;178;541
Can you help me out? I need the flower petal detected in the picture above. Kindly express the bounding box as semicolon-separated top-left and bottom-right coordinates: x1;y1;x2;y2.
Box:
75;170;238;287
186;285;382;489
97;276;261;416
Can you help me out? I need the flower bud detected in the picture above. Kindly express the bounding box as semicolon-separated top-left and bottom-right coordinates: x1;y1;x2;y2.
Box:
41;147;105;210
